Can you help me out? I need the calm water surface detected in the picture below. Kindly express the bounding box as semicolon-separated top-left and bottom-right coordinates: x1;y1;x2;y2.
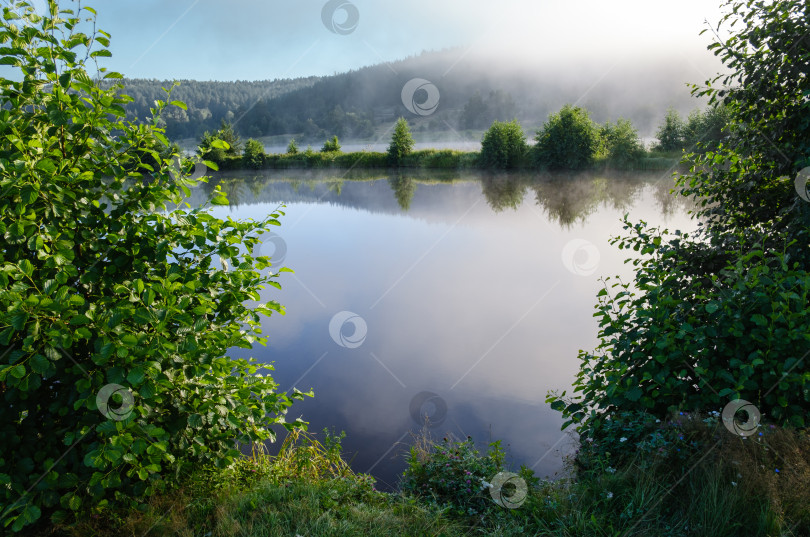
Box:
198;169;697;490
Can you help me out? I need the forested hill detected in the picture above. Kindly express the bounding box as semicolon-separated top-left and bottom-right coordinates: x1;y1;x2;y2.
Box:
117;48;713;142
116;76;323;139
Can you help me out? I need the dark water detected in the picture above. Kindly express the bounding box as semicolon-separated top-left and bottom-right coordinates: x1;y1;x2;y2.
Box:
197;168;696;490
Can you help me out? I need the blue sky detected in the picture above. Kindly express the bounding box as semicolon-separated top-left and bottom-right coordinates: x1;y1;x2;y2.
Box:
74;0;725;81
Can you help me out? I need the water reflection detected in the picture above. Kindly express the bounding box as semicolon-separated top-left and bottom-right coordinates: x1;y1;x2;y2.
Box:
388;175;417;211
197;168;692;225
481;174;526;212
198;168;696;490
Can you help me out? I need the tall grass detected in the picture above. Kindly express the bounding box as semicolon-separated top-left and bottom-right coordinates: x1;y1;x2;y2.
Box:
47;415;808;536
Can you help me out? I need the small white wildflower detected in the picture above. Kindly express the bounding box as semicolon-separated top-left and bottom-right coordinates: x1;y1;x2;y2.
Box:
731;481;737;486
619;437;627;443
606;467;616;474
655;419;661;423
606;492;613;499
480;480;492;490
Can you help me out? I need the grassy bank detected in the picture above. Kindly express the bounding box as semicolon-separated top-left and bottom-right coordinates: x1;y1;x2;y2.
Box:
214;148;681;172
34;414;809;537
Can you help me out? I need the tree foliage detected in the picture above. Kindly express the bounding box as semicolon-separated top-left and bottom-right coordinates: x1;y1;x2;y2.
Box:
0;2;308;531
459;90;517;130
682;105;730;152
549;0;810;439
534;105;600;170
599;118;645;167
199;120;242;165
654;108;686;152
654;106;730;153
321;135;341;153
242;138;266;169
388;175;416;210
479;120;527;169
387;118;414;166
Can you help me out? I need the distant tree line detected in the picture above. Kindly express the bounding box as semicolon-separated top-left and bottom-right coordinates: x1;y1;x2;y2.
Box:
112;49;707;144
197;101;729;172
111;77;322;139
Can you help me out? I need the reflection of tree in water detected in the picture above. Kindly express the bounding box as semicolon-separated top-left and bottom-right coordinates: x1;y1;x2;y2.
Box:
326;179;344;196
651;176;696;219
246;175;266;199
532;172;646;228
388;174;417;211
199;175;244;207
220;178;250;207
480;173;526;212
199;169;695;225
200;173;276;208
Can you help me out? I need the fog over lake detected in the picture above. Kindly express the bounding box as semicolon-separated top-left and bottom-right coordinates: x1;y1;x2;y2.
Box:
198;169;698;489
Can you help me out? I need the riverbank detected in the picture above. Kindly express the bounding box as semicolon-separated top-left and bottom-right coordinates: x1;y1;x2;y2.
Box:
212;148;682;172
34;417;810;537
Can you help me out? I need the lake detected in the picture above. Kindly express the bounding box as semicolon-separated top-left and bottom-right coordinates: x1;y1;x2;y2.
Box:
198;168;697;490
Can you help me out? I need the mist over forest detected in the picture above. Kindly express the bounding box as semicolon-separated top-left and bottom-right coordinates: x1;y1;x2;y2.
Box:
117;48;722;143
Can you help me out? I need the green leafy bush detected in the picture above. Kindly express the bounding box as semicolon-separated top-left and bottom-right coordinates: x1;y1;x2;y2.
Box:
654;105;730;153
387;117;415;166
242;138;266;169
549;0;810;443
199;120;242;165
401;437;505;519
0;2;308;531
534;105;600;170
654;108;686;152
321;135;341;153
548;227;810;432
573;410;718;473
682;105;730;152
399;149;476;169
599;118;646;168
479;119;528;169
263;151;388;169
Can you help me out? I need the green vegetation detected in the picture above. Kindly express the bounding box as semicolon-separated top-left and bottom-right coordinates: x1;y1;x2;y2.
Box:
110;50;704;143
37;424;810;536
387;117;415;166
212;148;482;171
2;0;807;535
202;109;700;172
242;138;266;169
548;0;809;433
598;118;646;168
480;119;528;169
547;0;810;533
460;90;517;130
402;437;514;519
321;135;341;153
654;104;730;152
199;120;242;166
388;175;417;210
533;105;601;170
61;430;466;537
0;2;307;532
655;107;687;151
